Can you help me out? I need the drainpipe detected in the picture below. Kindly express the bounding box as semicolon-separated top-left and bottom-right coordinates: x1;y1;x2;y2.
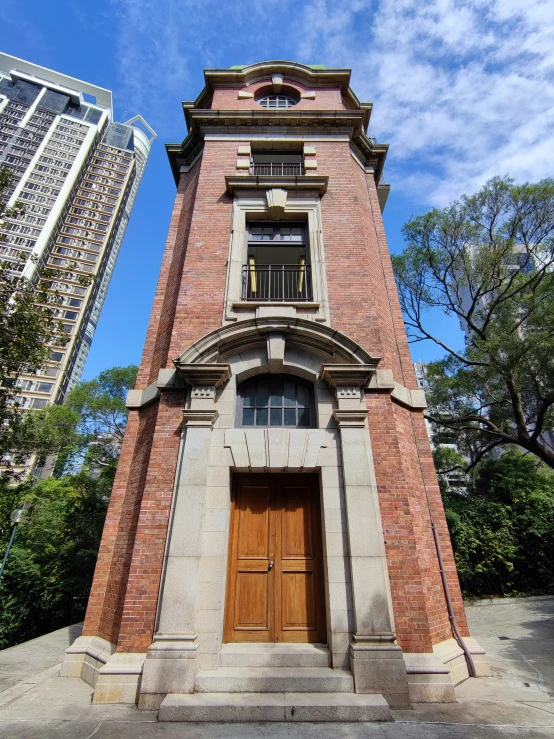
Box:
407;413;477;679
430;518;477;678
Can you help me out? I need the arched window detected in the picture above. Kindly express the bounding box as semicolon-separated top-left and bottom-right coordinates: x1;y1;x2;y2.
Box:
256;94;299;109
237;374;315;428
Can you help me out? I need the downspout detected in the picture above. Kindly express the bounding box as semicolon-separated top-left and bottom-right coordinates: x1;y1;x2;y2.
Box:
363;168;477;678
430;518;477;678
408;414;477;678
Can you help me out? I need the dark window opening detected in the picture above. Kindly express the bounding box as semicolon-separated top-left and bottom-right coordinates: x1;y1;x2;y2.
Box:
250;151;304;176
242;222;311;301
237;374;316;428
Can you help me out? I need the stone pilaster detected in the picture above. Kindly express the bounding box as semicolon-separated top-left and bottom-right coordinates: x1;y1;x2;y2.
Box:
322;365;410;709
139;364;229;707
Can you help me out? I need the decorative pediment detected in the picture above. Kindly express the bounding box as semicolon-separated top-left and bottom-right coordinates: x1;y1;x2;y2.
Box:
173;317;380;369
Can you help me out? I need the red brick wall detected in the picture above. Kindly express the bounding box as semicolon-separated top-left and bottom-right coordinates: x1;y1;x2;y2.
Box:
137;161;201;389
83;162;202;645
367;393;468;650
83;402;159;643
317;140;415;384
116;392;185;652
211;79;346;110
166;141;235;360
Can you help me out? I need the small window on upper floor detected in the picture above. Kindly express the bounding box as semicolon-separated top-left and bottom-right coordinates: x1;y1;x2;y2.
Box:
237;374;316;428
256;94;299;109
251;151;304;176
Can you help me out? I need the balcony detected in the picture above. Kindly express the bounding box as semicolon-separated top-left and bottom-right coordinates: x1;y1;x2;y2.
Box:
250;162;304;176
242;264;312;301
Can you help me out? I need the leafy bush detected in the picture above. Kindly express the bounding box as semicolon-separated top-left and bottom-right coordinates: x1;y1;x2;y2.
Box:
443;451;554;597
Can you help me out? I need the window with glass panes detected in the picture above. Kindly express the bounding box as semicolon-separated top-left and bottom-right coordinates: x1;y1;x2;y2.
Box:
237;375;315;428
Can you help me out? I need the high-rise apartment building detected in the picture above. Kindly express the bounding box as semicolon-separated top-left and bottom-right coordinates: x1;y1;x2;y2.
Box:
0;53;155;410
62;62;489;720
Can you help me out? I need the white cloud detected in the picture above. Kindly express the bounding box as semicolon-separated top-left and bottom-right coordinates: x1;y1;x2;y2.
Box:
298;0;554;205
110;0;289;134
110;0;554;206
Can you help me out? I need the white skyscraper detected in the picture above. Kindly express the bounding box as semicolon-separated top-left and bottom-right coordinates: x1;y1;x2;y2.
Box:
0;53;156;409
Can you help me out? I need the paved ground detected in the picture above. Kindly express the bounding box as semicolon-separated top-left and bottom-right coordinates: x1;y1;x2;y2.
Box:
0;596;552;738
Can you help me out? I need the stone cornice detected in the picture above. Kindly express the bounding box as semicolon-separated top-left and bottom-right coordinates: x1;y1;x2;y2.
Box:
175;363;231;387
225;174;328;195
166;108;388;185
187;108;366;130
321;366;428;411
182;61;372;126
321;364;377;388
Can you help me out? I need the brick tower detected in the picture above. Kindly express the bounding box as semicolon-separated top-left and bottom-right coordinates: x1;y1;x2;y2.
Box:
62;62;488;720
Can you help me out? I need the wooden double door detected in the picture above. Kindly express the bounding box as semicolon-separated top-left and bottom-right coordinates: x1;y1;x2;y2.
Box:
224;474;327;643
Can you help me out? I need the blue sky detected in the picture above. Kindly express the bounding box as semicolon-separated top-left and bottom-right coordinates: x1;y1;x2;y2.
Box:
1;0;553;378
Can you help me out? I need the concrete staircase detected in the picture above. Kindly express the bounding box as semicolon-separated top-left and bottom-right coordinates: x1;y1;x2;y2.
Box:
158;644;392;722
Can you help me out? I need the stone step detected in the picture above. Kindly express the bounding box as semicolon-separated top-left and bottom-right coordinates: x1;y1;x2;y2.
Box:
159;692;392;722
195;667;354;693
218;643;331;668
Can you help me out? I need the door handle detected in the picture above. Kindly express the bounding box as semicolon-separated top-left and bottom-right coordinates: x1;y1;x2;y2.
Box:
268;560;274;571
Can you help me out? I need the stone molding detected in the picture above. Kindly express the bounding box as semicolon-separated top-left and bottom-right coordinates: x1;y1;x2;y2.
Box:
390;382;427;410
333;409;368;428
127;359;426;413
175;317;378;367
183;409;219;428
321;364;377;388
126;382;160;410
225;174;328;195
224;427;332;472
176;363;231;387
266;187;287;217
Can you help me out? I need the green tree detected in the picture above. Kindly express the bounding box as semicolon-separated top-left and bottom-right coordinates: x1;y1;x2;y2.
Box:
63;364;138;473
1;365;137;480
0;473;110;647
443;451;554;597
432;445;468;494
0;168;66;474
0;366;137;648
393;177;554;470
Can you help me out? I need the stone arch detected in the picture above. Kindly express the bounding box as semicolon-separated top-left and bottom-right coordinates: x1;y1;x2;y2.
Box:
174;317;380;381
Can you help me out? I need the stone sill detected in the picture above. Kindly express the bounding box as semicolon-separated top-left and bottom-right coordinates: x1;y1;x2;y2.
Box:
232;301;321;309
225;174;328;195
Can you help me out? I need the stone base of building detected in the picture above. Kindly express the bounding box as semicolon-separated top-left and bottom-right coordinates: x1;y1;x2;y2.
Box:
93;652;146;704
404;637;491;703
60;635;115;687
350;643;411;709
61;635;490;712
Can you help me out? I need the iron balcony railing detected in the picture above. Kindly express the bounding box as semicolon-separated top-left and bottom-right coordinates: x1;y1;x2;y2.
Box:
242;264;312;301
250;162;304;176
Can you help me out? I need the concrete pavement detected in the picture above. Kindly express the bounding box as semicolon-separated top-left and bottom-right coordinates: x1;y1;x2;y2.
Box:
0;597;552;738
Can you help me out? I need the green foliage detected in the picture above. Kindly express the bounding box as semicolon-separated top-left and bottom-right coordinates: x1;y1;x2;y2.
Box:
0;473;110;647
65;365;137;443
63;365;138;473
393;176;554;468
443;451;554;597
0;364;138;646
10;405;82;467
432;445;467;494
